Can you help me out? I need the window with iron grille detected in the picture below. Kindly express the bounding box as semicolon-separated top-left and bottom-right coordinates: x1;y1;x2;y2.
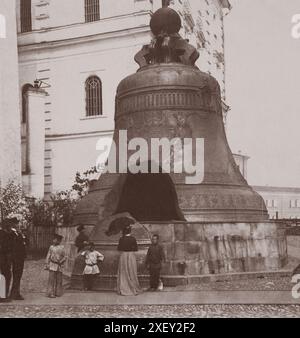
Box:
20;0;32;33
85;0;100;23
85;76;103;116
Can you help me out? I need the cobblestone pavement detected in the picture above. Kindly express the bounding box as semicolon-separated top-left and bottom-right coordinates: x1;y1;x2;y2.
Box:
22;259;294;293
1;260;298;318
1;304;300;318
22;259;68;293
178;276;293;291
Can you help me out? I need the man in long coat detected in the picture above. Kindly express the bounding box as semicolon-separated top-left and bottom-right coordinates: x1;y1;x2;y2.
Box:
0;222;12;301
3;218;27;300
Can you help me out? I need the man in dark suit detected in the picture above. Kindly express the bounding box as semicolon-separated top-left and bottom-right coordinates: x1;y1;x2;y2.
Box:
0;222;12;302
3;218;27;300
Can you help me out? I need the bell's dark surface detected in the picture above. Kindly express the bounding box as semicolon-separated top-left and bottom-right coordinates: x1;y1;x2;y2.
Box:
70;8;287;289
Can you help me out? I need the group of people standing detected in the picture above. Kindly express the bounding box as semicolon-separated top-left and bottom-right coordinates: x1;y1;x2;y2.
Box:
1;218;166;301
45;223;166;298
116;225;166;295
74;223;166;296
0;218;27;303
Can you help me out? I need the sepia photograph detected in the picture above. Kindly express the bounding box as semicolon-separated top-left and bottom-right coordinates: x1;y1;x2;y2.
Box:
0;0;300;324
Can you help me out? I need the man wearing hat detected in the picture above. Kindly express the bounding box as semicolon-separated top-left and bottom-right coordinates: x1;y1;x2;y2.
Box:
2;217;27;300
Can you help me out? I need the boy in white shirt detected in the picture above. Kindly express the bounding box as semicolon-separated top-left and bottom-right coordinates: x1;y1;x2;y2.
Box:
45;234;66;298
81;242;104;291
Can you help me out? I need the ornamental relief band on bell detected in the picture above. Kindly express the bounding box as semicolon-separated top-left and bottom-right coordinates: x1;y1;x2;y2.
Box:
116;89;222;117
178;193;262;210
115;111;200;138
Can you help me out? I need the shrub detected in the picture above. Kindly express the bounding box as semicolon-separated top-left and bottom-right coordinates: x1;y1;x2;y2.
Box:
0;181;28;225
0;167;99;228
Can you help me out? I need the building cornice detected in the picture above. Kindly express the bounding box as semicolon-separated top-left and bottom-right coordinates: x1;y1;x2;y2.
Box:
233;153;250;160
45;130;114;142
18;11;152;51
18;25;150;53
253;186;300;193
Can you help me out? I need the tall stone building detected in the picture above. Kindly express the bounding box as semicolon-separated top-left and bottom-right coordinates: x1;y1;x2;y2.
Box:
0;0;22;189
2;0;231;199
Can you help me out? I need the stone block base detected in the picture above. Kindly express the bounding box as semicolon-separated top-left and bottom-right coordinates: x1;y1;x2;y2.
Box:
70;221;288;290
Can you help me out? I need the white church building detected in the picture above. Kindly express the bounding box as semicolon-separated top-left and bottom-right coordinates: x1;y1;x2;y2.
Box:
1;0;231;200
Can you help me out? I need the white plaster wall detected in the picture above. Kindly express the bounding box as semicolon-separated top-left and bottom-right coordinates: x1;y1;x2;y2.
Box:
17;0;228;195
254;189;300;219
16;0;153;32
189;0;226;98
47;0;85;28
19;31;149;134
0;0;22;187
18;12;150;194
26;89;46;198
49;133;113;192
47;41;143;135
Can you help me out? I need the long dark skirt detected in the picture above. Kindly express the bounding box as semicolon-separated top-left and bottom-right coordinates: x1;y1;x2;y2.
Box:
117;252;142;296
47;271;63;297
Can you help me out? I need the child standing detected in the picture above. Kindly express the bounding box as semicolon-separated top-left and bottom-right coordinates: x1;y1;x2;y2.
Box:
45;234;66;298
81;242;104;291
145;234;166;291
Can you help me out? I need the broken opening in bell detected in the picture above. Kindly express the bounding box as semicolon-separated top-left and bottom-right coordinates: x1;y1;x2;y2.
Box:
114;161;185;222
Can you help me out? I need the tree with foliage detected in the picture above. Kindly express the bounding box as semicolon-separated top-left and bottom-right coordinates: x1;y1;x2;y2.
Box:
71;166;99;198
0;167;99;228
0;181;28;225
25;198;54;228
27;167;99;228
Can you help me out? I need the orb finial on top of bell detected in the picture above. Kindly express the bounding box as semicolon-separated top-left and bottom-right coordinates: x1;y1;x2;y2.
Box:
134;6;199;67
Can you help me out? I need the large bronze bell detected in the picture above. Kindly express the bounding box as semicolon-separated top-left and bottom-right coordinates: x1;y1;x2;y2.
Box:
75;7;268;226
71;7;286;288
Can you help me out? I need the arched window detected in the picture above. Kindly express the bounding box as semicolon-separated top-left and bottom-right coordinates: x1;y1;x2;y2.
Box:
85;0;100;23
85;76;103;116
20;0;32;33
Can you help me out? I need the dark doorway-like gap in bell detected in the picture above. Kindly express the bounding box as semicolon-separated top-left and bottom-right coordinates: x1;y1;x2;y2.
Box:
115;162;185;222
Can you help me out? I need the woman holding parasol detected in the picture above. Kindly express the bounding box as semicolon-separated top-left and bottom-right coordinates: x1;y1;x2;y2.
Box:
109;217;142;296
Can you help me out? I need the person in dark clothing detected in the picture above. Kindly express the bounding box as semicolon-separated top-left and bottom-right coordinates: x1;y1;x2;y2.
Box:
145;234;166;291
2;218;27;300
0;225;12;302
117;226;142;296
75;224;89;253
117;232;138;252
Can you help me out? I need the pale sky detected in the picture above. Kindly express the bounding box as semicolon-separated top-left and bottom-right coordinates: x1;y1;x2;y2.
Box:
225;0;300;187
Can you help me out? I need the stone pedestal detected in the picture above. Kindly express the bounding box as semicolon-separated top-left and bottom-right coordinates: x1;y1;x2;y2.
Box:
70;220;287;290
145;222;287;275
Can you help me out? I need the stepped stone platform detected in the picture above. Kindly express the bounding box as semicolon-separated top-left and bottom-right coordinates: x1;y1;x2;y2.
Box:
69;221;289;291
70;259;299;291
